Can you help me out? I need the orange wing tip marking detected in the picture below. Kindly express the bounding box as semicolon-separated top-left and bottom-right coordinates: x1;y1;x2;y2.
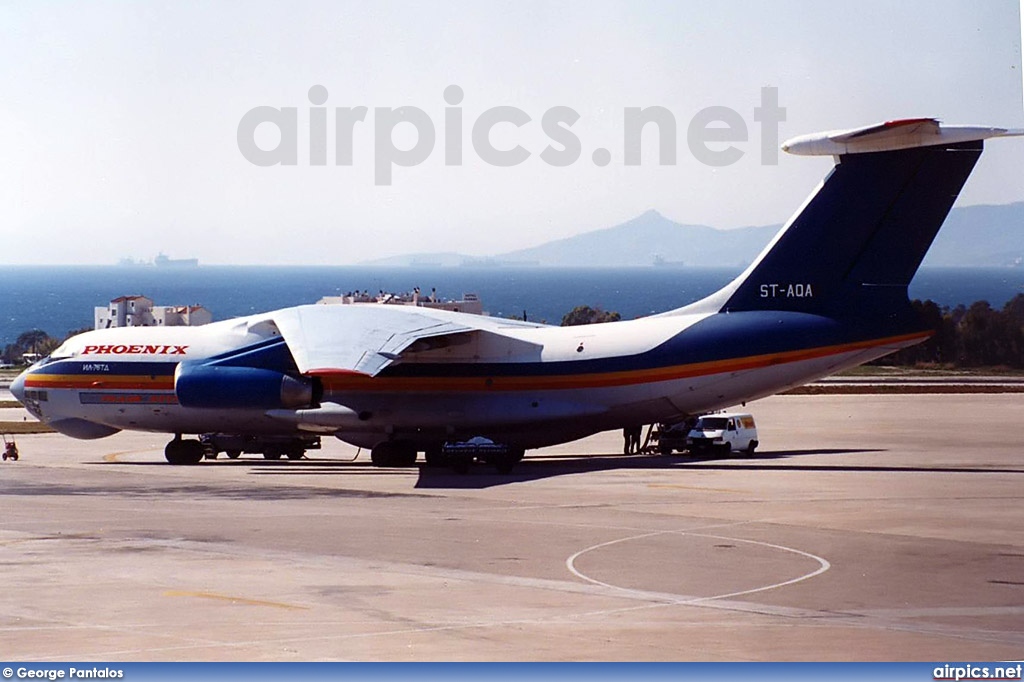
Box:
307;368;371;377
882;117;938;128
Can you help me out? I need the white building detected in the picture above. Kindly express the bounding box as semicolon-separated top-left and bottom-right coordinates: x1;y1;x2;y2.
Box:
95;295;213;330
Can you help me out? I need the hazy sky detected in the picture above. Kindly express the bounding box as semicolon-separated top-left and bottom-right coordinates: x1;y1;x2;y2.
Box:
2;0;1023;265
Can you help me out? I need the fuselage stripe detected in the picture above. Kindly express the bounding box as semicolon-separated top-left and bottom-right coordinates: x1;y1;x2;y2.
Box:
21;330;928;395
23;375;175;391
316;330;929;392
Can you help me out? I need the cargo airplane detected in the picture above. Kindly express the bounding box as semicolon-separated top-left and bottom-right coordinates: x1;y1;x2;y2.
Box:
12;119;1021;471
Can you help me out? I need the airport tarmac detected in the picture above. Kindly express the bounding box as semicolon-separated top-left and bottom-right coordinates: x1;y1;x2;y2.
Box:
1;393;1023;661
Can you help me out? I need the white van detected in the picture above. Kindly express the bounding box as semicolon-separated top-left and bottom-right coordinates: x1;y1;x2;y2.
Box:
686;412;758;456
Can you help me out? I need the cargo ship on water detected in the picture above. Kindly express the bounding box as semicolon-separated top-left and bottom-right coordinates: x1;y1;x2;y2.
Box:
117;253;200;267
154;252;199;268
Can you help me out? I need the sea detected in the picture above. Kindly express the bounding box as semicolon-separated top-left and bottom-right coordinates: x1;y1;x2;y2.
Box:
1;265;1022;345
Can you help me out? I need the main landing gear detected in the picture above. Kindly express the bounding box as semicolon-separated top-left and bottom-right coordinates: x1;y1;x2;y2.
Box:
369;439;525;474
163;432;305;464
435;439;524;474
164;434;312;464
164;434;205;465
369;441;418;468
197;433;320;462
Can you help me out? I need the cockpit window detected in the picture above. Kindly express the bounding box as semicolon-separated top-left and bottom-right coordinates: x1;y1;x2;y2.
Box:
47;341;77;360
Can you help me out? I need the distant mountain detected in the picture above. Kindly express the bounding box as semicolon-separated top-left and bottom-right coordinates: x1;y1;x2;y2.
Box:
359;202;1024;268
924;203;1024;267
493;210;778;268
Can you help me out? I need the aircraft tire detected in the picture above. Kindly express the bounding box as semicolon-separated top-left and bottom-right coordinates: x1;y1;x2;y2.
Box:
225;450;242;459
423;447;443;467
393;442;417;467
449;455;472;474
492;448;524;474
165;439;204;465
263;449;283;460
371;442;417;467
286;449;304;460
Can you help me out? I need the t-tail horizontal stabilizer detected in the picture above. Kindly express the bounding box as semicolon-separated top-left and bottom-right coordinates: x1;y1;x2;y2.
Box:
782;118;1024;156
681;119;1023;318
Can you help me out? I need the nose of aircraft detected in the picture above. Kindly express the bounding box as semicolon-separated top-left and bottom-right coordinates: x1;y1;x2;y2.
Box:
10;368;28;404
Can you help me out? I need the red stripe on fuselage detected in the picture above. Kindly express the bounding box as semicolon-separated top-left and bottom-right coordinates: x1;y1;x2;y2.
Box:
313;331;930;392
23;375;175;391
23;331;928;395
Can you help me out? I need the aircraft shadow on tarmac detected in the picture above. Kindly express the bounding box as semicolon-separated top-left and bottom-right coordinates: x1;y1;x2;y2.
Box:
236;448;882;489
95;448;1024;490
410;448;887;489
410;448;1024;489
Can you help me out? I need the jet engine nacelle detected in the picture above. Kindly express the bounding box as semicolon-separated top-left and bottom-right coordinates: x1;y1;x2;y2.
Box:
174;363;316;410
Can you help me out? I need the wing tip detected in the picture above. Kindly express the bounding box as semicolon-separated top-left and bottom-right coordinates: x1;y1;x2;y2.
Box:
306;368;371;378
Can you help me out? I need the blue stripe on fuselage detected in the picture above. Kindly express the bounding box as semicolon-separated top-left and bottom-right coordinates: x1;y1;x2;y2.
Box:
29;359;179;376
379;310;921;379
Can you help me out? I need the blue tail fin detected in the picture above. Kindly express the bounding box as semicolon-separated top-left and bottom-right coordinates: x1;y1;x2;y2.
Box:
718;139;983;317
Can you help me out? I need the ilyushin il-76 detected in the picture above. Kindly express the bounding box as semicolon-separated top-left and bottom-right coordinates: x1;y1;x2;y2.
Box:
13;119;1021;472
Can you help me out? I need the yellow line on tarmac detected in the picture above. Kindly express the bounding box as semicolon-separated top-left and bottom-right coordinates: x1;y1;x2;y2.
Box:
162;590;309;610
103;450;152;462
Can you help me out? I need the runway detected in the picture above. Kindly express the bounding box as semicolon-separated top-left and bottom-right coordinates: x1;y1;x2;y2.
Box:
1;393;1023;661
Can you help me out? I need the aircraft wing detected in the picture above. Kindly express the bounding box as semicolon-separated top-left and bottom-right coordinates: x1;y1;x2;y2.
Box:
270;304;544;376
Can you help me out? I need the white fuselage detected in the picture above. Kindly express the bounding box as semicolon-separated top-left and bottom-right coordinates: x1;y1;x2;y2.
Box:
15;304;920;450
